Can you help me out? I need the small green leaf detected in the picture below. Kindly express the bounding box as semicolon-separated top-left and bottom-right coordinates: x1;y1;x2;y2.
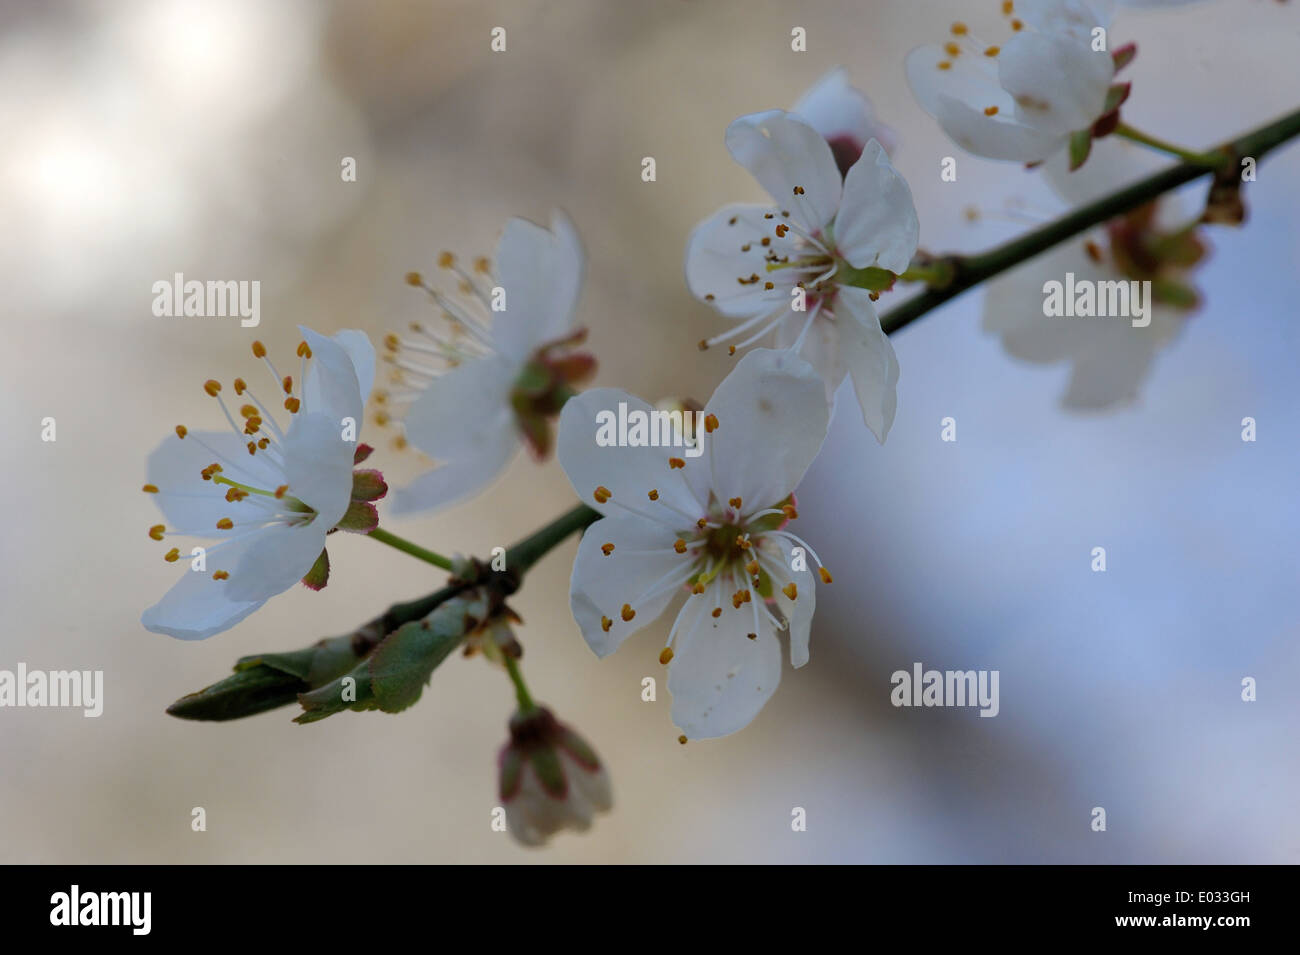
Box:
294;660;379;723
836;265;896;293
301;548;330;590
1068;130;1093;172
167;663;308;722
336;500;379;533
369;595;481;712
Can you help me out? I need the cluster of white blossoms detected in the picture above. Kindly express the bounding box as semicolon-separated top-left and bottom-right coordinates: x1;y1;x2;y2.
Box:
146;0;1230;843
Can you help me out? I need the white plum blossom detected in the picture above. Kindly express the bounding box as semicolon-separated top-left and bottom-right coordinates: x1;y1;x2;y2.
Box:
905;0;1133;167
983;141;1204;410
383;211;593;515
793;67;897;175
558;349;833;739
685;110;919;443
142;328;377;640
498;705;612;847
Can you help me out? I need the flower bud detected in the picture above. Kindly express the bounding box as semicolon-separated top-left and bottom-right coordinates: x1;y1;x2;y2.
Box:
497;706;612;847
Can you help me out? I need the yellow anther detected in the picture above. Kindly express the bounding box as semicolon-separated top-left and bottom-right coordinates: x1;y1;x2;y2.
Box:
275;485;288;499
175;424;188;439
659;647;674;665
782;582;798;601
164;548;180;562
1011;18;1023;30
728;345;736;356
225;488;247;502
593;485;611;504
746;632;757;640
252;341;266;358
692;580;706;595
746;560;759;577
393;435;408;451
668;457;685;469
233;378;247;395
203;379;221;397
648;489;659;501
437;251;455;268
819;567;833;584
938;61;953;70
951;21;968;35
296;341;311;358
149;525;165;541
696;518;708;530
474;256;491;274
216;518;234;530
281;375;293;395
736;536;752;551
284;397;301;414
678;735;688;745
793;185;805;195
621;603;636;622
142;484;158;493
239;404;258;418
728;497;742;510
384;333;400;352
601;542;615;556
674;539;688;554
698;339;710;351
405;271;422;286
1002;0;1014;14
782;504;798;520
984;45;1000;56
944;41;961;56
212;570;230;581
764;281;775;290
246;441;257;455
704;414;719;433
601;615;612;632
374;411;390;427
712;607;723;618
257;438;269;449
984;105;1000;116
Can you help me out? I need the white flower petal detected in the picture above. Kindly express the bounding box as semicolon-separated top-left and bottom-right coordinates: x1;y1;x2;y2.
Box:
569;514;684;657
793;67;895;158
685;202;791;318
146;431;283;533
328;328;376;404
999;31;1114;137
725;111;843;236
905;44;1010;118
835;287;901;443
282;412;355;526
834;139;920;274
765;536;817;668
298;327;365;427
141;534;270;640
776;310;848;403
391;417;519;514
563;754;613;814
226;521;329;603
557;388;707;518
1017;0;1115;33
702;349;830;510
401;355;516;461
934;93;1066;162
492;210;584;363
667;592;782;739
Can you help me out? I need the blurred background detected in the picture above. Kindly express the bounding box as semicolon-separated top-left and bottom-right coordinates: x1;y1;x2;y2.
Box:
2;0;1297;863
